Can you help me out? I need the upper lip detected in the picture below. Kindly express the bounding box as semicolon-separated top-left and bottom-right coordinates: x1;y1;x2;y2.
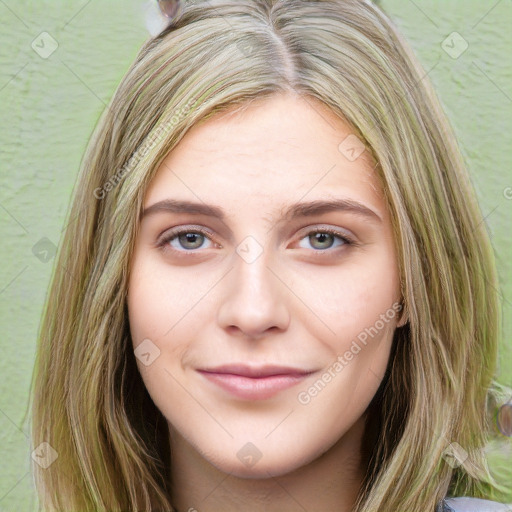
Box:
198;364;315;378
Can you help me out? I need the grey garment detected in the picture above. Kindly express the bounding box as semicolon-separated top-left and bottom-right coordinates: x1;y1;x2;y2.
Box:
438;497;512;512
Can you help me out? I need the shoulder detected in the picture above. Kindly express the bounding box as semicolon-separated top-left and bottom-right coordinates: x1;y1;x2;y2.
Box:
438;497;512;512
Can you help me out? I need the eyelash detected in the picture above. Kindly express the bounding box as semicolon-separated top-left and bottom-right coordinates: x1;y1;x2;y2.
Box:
156;226;356;257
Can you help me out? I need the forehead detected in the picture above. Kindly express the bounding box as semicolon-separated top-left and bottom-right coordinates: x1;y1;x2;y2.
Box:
144;94;383;215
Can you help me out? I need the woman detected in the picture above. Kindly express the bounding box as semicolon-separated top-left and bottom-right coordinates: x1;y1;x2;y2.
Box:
29;0;512;510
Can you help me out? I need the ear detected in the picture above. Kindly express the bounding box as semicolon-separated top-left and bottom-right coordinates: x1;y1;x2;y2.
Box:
396;301;409;328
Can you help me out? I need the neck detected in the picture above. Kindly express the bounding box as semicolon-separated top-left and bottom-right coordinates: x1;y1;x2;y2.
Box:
169;416;367;512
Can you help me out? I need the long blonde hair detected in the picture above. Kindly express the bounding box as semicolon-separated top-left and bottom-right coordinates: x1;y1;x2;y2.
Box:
27;1;512;510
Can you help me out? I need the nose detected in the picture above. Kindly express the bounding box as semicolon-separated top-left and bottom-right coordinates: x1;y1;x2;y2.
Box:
216;243;290;339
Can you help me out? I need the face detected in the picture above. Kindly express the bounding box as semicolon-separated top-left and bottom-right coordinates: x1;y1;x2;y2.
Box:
127;93;405;479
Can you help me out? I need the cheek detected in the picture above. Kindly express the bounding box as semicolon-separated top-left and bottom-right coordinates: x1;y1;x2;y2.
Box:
126;257;195;408
126;253;221;389
127;264;164;345
292;260;399;431
293;250;400;349
127;253;208;343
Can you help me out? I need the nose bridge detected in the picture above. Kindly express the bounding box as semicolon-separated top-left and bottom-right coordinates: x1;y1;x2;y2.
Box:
216;234;290;337
234;235;275;295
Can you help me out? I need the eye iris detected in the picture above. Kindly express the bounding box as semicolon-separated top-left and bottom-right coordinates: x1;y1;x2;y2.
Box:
179;232;204;249
310;232;334;249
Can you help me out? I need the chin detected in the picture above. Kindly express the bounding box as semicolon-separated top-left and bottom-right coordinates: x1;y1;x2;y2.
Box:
200;439;318;480
212;456;301;480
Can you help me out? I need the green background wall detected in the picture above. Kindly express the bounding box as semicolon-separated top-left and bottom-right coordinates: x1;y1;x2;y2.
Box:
1;1;511;509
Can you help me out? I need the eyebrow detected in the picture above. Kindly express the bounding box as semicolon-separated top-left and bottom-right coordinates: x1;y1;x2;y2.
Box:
141;198;382;223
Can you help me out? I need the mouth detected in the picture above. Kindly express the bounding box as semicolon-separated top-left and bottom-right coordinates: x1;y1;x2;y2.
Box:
196;364;316;400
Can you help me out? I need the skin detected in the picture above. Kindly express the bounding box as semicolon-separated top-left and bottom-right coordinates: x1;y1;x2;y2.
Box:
127;92;407;512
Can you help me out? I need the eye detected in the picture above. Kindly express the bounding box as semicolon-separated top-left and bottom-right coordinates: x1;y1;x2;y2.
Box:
155;225;355;256
297;227;354;251
156;227;216;253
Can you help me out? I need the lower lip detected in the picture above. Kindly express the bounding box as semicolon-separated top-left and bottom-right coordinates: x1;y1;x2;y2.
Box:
197;371;311;400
